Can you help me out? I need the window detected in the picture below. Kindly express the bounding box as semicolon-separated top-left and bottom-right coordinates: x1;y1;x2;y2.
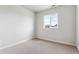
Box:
44;13;58;28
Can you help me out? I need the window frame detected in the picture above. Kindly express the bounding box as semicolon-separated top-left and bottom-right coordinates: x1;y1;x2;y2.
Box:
43;13;58;29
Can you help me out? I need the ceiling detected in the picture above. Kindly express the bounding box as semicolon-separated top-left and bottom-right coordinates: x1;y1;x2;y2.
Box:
23;5;53;12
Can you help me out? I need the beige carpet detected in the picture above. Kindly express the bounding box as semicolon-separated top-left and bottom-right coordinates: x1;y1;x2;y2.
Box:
0;39;78;54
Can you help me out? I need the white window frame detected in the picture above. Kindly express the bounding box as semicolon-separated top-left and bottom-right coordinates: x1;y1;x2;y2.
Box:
43;13;58;29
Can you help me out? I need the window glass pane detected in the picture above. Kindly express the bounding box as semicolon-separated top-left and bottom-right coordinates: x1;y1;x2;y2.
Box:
43;13;58;28
51;13;58;26
44;15;50;26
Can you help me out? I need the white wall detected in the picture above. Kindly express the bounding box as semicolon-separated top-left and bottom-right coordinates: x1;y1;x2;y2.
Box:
76;5;79;50
0;6;34;49
36;5;76;46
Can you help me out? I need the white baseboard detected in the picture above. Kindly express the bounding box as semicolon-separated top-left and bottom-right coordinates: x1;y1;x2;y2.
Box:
0;39;31;50
0;37;76;50
35;37;76;46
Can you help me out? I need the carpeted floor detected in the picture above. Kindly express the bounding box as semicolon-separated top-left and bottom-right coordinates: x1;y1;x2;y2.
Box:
0;39;78;54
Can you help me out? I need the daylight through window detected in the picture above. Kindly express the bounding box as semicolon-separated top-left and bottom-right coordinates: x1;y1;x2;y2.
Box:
44;13;58;28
